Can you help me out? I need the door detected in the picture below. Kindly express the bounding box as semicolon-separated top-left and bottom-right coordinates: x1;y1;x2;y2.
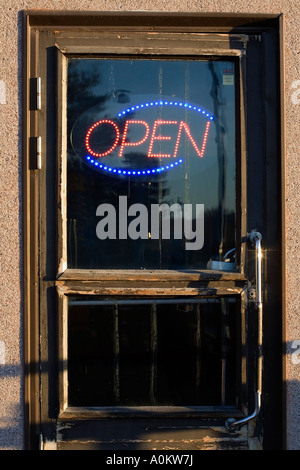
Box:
24;13;283;451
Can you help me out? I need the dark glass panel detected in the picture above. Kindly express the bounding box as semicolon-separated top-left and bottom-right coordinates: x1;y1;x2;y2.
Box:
68;297;238;407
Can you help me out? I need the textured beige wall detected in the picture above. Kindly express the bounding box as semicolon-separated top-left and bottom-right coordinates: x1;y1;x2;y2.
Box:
0;0;299;450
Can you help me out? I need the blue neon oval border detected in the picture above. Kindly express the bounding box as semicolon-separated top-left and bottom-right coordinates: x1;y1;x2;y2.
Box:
85;156;184;176
117;99;214;121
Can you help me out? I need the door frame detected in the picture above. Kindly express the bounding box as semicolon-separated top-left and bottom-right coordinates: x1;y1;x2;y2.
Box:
23;11;285;450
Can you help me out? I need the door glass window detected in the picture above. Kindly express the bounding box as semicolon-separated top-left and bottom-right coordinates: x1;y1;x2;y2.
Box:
67;58;237;270
68;297;238;407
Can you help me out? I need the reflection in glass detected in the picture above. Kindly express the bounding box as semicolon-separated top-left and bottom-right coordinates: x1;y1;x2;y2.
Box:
68;297;238;407
67;58;237;269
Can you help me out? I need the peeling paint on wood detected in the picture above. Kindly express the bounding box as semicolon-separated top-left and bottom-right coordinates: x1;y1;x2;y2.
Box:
55;283;244;297
56;419;249;450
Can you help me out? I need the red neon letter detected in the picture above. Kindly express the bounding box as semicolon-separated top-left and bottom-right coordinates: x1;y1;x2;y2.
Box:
119;120;150;157
148;120;178;158
173;121;211;158
85;119;120;157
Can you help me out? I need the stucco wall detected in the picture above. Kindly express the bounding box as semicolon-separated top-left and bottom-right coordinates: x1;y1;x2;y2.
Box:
0;0;299;450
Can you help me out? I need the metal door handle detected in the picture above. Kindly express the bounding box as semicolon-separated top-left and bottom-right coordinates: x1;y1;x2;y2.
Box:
225;231;263;430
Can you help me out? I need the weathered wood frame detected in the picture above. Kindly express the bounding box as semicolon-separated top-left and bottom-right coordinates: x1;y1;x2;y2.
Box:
55;32;248;279
53;31;247;419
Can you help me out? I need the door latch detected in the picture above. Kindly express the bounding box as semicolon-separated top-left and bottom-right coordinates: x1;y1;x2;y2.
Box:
225;231;263;431
247;286;256;300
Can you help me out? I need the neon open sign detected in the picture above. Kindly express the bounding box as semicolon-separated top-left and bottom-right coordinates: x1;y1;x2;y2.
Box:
71;96;214;177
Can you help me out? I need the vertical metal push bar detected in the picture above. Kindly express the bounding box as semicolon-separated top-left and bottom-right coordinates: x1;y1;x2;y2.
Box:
225;231;263;430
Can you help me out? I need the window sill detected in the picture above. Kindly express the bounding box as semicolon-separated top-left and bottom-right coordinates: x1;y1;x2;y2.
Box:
58;405;244;420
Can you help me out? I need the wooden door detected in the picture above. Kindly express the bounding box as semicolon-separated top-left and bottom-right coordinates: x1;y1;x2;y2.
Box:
23;12;283;451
